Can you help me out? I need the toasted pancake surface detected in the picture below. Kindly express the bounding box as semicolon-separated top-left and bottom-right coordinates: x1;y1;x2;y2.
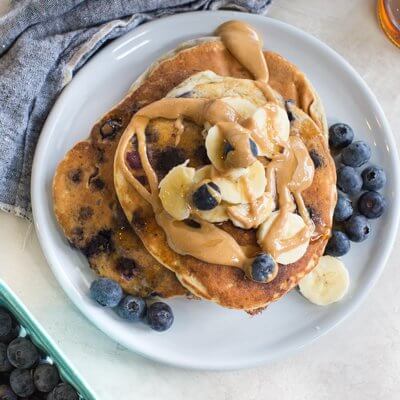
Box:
112;39;336;310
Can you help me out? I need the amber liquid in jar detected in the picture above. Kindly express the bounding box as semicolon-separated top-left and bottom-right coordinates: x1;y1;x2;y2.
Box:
377;0;400;47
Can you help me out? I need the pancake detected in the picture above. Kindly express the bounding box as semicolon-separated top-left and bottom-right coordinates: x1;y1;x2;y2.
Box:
112;31;336;310
53;126;187;299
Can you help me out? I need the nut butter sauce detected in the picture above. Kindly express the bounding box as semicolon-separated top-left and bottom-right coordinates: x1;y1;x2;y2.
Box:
115;20;317;277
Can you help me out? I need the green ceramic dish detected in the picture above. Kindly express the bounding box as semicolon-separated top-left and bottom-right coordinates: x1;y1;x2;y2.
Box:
0;279;97;400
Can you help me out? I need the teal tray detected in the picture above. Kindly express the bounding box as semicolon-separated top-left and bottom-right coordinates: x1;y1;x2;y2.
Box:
0;279;97;400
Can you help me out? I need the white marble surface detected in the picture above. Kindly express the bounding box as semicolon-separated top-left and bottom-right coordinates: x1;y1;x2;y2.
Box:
1;0;400;398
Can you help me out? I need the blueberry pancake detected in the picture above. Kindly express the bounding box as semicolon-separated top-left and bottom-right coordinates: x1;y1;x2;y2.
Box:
53;124;187;298
112;21;337;310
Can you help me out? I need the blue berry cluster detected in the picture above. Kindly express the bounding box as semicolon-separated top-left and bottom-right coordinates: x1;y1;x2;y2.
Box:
90;278;174;332
326;123;387;257
0;308;79;399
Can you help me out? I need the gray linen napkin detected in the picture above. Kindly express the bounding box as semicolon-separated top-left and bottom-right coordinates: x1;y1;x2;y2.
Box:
0;0;271;220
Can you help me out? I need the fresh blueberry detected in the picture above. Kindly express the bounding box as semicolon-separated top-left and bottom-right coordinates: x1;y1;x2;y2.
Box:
90;278;123;307
361;166;386;191
334;192;353;222
0;385;17;400
0;309;19;344
7;337;39;369
325;230;351;257
47;383;79;400
33;364;59;393
0;343;12;373
358;191;386;219
9;369;35;398
337;165;362;195
192;182;221;211
250;253;278;283
115;296;147;322
341;140;371;167
147;302;174;332
222;141;234;158
344;214;371;242
329;123;354;149
249;139;258;157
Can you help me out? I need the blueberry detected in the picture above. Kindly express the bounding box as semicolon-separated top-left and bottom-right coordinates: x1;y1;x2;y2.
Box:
147;302;174;332
115;296;147;322
329;123;354;149
341;140;371;167
90;278;123;307
33;364;59;393
250;253;278;283
7;338;39;369
249;139;258;157
358;191;386;219
47;383;79;400
334;192;353;222
325;230;351;256
9;369;35;398
0;343;12;373
192;182;221;211
0;309;18;344
222;141;234;158
0;385;17;400
344;214;371;242
361;166;386;191
337;166;362;195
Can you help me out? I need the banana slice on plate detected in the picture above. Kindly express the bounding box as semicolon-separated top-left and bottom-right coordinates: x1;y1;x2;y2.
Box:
298;256;350;306
257;211;309;265
193;205;229;223
221;97;258;120
212;160;267;204
159;162;195;220
251;103;290;158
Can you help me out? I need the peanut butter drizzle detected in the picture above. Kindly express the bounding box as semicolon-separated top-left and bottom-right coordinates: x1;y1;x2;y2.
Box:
218;122;256;168
115;20;318;272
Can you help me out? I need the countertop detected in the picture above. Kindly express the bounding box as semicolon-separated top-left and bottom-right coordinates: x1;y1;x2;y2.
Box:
1;0;399;399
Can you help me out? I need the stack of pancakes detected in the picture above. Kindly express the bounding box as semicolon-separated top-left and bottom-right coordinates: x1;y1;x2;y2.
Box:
53;24;336;312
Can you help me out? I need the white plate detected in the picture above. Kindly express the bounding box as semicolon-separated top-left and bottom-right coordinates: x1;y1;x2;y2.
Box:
32;11;400;370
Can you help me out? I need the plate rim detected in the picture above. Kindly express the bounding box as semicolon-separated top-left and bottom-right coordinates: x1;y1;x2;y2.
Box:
31;10;400;370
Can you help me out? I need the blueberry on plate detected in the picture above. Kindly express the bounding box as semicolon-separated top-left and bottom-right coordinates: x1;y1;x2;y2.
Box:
344;214;371;242
115;296;147;322
192;181;221;211
334;192;353;222
361;165;386;191
0;309;19;344
7;337;39;369
0;384;17;400
9;369;35;398
47;383;79;400
337;165;362;195
325;230;351;257
0;343;12;373
90;278;123;307
358;191;386;219
341;140;371;167
329;123;354;149
147;302;174;332
250;253;278;283
33;364;59;393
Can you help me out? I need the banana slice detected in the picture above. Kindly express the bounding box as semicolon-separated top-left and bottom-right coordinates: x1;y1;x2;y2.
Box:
257;211;309;265
159;162;195;220
251;103;290;157
221;97;258;120
298;256;350;306
212;160;267;204
227;193;275;229
193;205;229;223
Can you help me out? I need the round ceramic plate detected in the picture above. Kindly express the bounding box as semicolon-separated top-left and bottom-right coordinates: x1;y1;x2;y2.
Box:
32;11;400;370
